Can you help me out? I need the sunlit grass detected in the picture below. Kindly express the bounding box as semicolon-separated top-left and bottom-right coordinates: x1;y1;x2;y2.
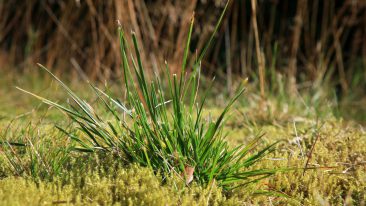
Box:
14;2;286;190
1;1;365;204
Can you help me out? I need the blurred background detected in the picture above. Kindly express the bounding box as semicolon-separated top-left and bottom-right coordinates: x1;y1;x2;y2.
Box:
0;0;365;108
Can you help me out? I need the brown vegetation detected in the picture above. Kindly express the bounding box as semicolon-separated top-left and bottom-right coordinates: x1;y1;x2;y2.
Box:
0;1;365;93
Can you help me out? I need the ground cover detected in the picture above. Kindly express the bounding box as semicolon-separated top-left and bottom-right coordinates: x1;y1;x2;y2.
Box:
1;70;365;205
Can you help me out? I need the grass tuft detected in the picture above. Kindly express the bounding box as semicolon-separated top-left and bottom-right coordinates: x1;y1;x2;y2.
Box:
16;3;283;190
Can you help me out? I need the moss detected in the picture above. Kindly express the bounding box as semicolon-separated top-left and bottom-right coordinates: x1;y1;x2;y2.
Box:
0;165;235;205
1;74;366;204
0;177;72;205
1;113;366;205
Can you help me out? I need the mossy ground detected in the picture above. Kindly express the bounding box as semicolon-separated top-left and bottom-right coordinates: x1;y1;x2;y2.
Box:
0;71;365;205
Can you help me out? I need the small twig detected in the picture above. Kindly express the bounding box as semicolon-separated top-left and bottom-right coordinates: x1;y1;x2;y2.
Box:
303;133;320;176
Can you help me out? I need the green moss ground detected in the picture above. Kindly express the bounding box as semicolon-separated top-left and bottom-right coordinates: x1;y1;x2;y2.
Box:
0;71;365;205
